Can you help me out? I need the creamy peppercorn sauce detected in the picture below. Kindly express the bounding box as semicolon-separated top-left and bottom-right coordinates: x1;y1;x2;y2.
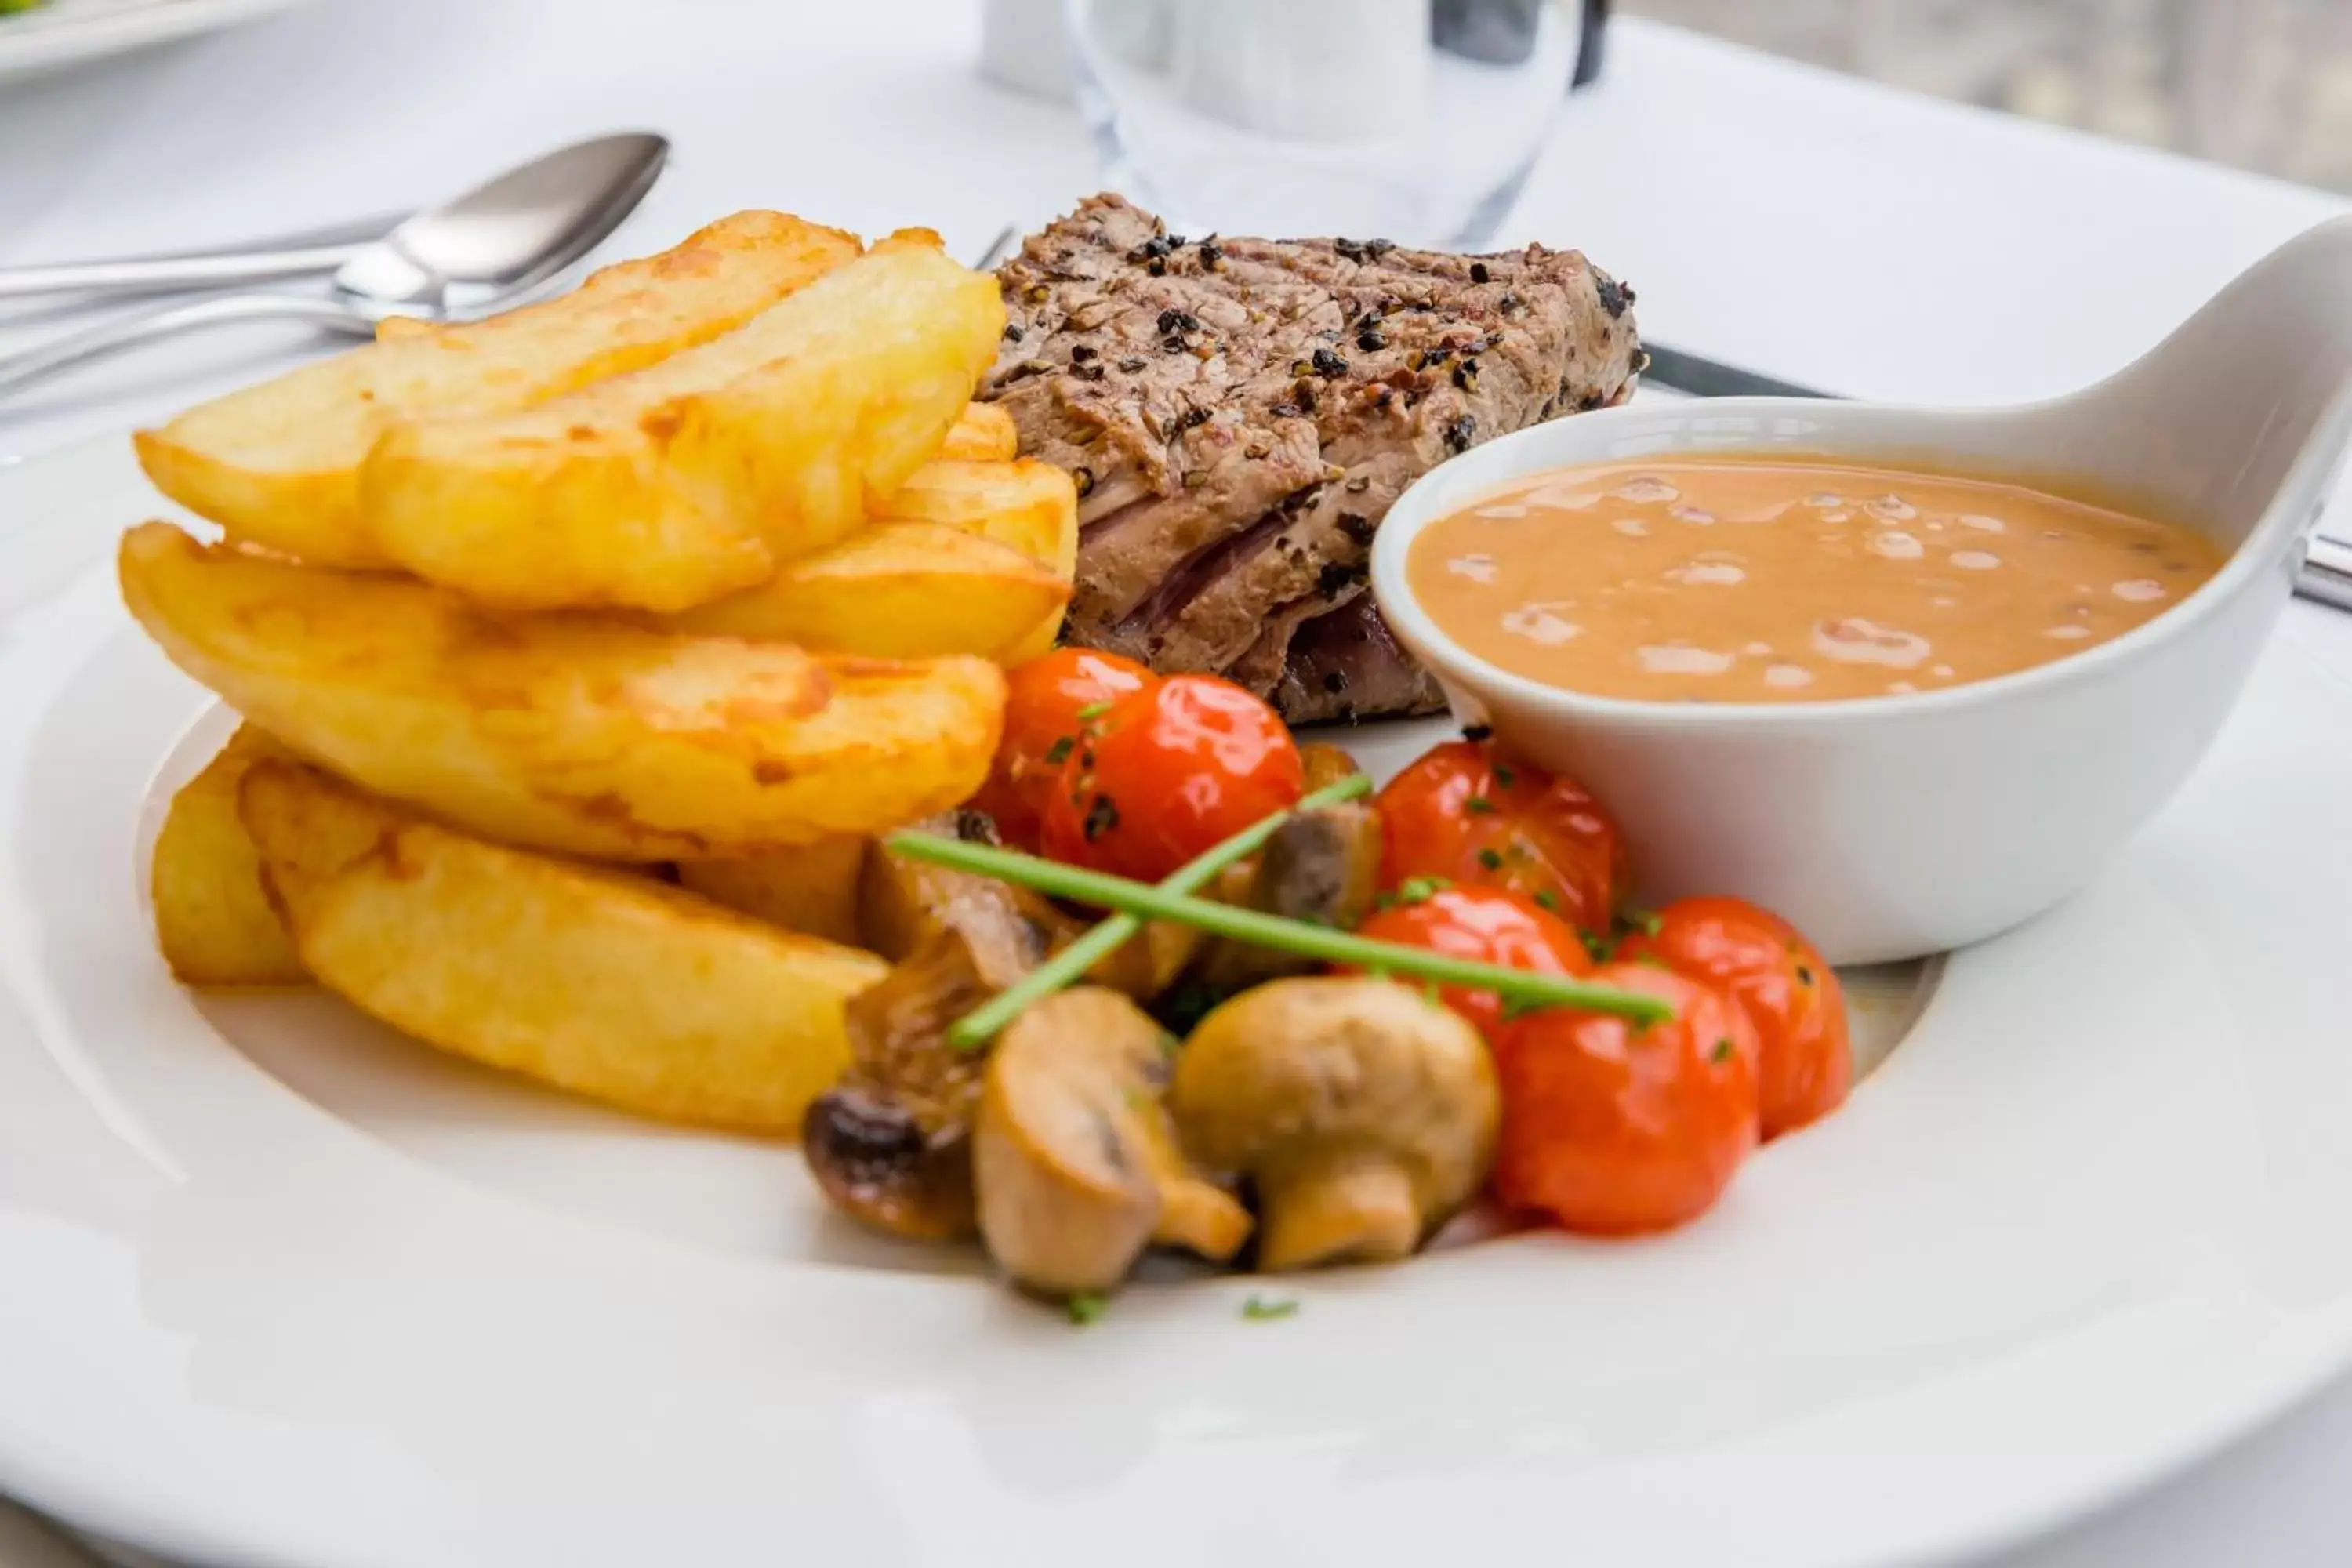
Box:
1406;457;2225;704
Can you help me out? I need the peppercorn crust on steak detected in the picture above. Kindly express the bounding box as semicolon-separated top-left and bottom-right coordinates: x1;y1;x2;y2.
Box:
983;194;1643;724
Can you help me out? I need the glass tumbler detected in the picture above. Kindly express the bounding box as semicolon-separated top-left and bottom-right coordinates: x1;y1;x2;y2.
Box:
1062;0;1596;249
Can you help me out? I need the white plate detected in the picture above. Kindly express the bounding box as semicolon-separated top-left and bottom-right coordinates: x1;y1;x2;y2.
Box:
0;0;309;85
3;437;2352;1568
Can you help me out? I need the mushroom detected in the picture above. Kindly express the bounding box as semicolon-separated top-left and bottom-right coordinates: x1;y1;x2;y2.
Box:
859;810;1080;964
801;924;1009;1240
1170;976;1499;1272
973;987;1251;1295
804;836;1087;1243
1186;797;1384;994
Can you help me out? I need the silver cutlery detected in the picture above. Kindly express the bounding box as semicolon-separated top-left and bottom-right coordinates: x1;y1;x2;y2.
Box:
0;132;668;400
0;223;389;302
1641;341;2352;612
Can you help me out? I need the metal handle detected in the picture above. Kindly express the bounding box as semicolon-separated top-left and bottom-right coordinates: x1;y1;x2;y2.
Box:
0;243;368;302
0;293;375;401
2303;532;2352;613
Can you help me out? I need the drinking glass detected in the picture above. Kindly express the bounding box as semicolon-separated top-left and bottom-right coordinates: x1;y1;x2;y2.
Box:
1062;0;1599;249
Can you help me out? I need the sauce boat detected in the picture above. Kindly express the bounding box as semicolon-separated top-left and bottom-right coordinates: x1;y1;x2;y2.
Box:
1371;218;2352;964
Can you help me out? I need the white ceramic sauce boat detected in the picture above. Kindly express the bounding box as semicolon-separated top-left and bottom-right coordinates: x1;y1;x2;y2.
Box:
1370;217;2352;964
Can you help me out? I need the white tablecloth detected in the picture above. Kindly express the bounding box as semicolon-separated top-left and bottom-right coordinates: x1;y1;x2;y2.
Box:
2;2;2350;1562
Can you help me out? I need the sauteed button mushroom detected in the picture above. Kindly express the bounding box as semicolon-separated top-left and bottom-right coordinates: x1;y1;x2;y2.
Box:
974;987;1250;1296
1171;976;1500;1272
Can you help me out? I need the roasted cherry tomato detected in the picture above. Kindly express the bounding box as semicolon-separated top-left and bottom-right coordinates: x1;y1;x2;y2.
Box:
1040;673;1305;882
1490;962;1759;1235
1375;737;1628;935
1614;896;1849;1140
970;648;1156;848
1352;885;1592;1035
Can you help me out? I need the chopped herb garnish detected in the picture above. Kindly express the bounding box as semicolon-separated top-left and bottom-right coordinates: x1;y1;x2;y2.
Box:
1533;890;1561;913
1083;795;1121;843
1067;1292;1109;1326
1710;1036;1735;1064
1476;848;1503;871
1580;930;1615;964
1043;735;1075;766
1795;964;1815;986
1492;765;1515;789
1632;910;1664;938
1241;1296;1300;1322
1076;701;1112;722
1465;795;1497;815
1396;875;1450;905
891;807;1680;1048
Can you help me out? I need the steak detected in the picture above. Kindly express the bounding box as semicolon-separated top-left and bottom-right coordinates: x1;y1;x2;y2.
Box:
982;194;1642;724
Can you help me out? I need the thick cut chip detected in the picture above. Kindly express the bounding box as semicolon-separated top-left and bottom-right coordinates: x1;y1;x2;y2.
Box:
937;402;1019;463
873;458;1077;662
119;521;1004;862
150;724;307;986
874;459;1078;577
240;760;885;1133
360;234;1009;613
663;521;1069;662
135;212;861;568
677;837;870;949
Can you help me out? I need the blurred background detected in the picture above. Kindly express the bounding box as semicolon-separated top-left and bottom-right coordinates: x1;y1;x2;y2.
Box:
1625;0;2352;192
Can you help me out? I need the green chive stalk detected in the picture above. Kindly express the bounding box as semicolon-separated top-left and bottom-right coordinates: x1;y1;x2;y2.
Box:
941;774;1374;1049
891;813;1675;1034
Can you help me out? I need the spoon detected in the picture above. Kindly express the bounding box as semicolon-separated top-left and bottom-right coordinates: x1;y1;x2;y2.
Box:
0;131;669;400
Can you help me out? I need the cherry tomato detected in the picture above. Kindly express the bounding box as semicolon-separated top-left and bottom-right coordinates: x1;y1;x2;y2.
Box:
1490;961;1759;1235
1040;673;1305;882
1375;738;1628;935
1352;885;1592;1035
970;648;1156;848
1614;897;1849;1140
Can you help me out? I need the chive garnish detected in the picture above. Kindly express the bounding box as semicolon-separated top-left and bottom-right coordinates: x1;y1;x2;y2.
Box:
940;775;1374;1050
1067;1292;1109;1326
890;826;1678;1038
1241;1296;1299;1321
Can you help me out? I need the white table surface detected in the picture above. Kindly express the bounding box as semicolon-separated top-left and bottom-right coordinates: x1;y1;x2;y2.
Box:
2;2;2350;1563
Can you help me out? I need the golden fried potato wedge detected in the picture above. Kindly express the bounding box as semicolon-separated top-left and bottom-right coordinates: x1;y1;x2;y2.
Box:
240;760;886;1133
150;724;307;987
120;521;1004;861
360;233;1008;613
874;457;1076;663
664;522;1069;662
938;402;1018;462
136;212;862;568
676;837;870;948
876;459;1077;578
